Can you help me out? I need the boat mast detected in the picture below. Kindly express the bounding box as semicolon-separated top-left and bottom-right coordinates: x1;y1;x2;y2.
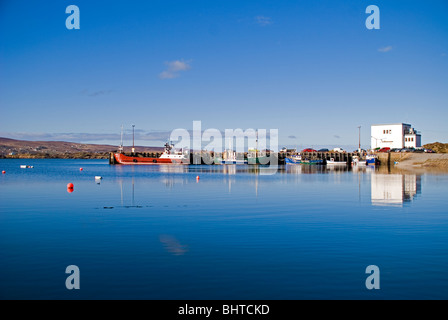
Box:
119;124;124;153
256;130;258;159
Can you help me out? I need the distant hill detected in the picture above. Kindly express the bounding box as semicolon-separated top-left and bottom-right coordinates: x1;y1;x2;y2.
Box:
423;142;448;153
0;137;164;159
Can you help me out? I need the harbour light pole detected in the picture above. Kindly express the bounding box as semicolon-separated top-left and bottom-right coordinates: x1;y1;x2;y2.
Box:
132;124;135;154
358;126;361;153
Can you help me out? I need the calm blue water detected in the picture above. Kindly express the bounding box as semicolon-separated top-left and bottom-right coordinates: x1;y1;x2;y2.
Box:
1;159;447;299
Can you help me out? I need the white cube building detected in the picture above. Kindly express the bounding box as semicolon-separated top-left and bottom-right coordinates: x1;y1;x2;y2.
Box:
371;123;421;149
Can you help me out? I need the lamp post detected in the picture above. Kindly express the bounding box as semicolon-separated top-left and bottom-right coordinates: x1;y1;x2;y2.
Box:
132;124;135;154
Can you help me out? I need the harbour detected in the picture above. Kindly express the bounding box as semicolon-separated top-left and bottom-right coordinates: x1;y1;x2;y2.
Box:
1;0;447;304
109;148;377;167
1;158;448;299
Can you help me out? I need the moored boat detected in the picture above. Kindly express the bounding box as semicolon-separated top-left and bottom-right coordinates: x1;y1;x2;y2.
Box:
247;149;270;165
352;155;367;166
366;154;378;166
214;149;248;165
113;142;188;165
285;155;302;164
326;158;347;166
301;159;324;165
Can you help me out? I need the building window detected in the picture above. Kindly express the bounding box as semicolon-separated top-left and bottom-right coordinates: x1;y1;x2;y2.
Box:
383;130;386;134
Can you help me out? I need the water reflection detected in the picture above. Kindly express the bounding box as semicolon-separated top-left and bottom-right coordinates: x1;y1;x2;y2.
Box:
371;174;421;207
114;164;423;208
159;235;189;255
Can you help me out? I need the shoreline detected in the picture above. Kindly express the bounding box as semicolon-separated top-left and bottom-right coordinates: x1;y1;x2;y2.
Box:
2;152;448;172
376;153;448;171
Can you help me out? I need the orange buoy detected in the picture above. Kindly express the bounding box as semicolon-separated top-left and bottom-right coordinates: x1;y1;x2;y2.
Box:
196;175;200;180
80;168;83;171
67;183;74;189
2;170;5;174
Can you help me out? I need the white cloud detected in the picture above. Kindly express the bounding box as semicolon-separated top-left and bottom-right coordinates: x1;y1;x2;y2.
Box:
159;59;192;79
255;16;273;26
378;46;393;53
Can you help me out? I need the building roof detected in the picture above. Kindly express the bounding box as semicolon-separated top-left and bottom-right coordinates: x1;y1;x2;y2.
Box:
371;123;412;127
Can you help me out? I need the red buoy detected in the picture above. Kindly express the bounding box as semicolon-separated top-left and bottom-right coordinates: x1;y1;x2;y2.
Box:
196;175;200;180
67;183;74;189
80;168;83;171
1;170;5;174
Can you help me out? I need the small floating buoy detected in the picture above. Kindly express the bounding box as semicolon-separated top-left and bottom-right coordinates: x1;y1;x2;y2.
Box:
20;165;26;168
2;170;5;174
80;168;83;171
67;183;74;189
196;175;200;181
67;187;74;193
95;176;102;180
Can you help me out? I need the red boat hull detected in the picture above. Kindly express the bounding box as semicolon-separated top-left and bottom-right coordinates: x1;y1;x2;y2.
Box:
114;153;183;164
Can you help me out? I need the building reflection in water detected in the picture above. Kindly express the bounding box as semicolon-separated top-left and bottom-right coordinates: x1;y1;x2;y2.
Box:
371;174;422;207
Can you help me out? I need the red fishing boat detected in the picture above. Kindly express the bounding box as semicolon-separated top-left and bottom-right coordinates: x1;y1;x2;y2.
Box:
113;142;189;164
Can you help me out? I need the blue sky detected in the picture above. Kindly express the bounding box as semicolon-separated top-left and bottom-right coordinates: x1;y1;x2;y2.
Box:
1;0;447;150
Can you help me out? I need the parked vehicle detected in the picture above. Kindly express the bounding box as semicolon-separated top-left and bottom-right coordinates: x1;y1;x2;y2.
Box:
425;149;435;153
333;147;344;153
378;147;390;152
390;148;402;152
301;148;317;153
318;148;329;152
401;148;413;152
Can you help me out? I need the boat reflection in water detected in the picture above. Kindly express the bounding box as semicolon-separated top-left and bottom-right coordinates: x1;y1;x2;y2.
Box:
371;174;422;207
159;235;189;256
116;164;422;208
